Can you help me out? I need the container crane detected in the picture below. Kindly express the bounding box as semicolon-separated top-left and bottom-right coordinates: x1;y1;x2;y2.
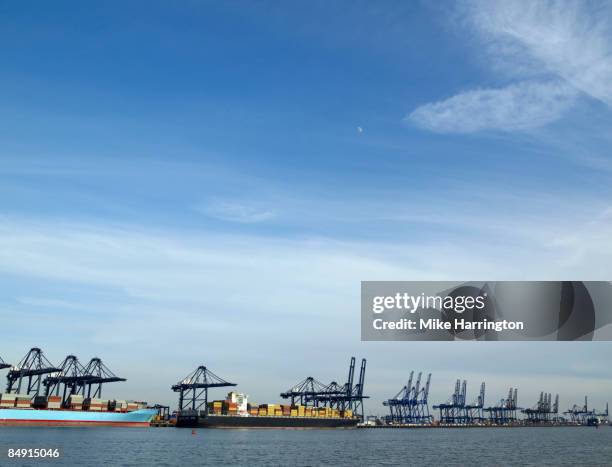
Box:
42;355;88;404
77;357;126;399
172;365;236;411
5;348;61;397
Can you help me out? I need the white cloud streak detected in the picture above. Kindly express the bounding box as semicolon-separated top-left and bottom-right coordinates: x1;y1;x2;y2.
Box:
408;80;577;133
197;198;276;223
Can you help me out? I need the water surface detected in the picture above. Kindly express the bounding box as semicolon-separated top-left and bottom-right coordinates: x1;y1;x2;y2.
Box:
1;426;610;466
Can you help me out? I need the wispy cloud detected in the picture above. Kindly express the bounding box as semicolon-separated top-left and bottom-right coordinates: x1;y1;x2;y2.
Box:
16;297;94;310
465;0;612;106
197;198;276;223
409;0;612;133
408;80;576;133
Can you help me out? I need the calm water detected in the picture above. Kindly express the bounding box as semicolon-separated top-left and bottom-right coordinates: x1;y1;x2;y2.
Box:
1;426;611;466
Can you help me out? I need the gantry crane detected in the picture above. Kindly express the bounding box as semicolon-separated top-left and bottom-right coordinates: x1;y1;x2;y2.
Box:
172;366;236;411
5;348;61;396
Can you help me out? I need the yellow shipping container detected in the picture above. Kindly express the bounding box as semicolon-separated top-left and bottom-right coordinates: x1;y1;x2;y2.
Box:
290;409;298;416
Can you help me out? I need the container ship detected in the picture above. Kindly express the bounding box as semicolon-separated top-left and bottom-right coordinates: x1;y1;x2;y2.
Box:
176;391;359;428
0;348;157;427
172;359;368;429
0;394;157;427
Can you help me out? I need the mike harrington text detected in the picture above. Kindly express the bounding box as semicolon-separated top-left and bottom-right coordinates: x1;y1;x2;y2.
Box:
372;318;524;332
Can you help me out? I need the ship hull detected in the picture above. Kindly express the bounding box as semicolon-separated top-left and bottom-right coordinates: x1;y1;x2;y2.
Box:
0;408;157;427
177;413;359;429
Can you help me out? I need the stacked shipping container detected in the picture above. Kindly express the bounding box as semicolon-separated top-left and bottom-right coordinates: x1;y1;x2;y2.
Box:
0;394;20;408
67;395;83;410
206;398;354;419
47;396;62;409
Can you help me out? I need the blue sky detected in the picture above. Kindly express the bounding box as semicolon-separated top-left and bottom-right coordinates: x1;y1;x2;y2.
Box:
1;1;611;411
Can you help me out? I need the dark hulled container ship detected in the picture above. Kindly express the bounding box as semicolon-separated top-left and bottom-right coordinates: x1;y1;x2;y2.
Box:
175;391;361;428
172;359;368;429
